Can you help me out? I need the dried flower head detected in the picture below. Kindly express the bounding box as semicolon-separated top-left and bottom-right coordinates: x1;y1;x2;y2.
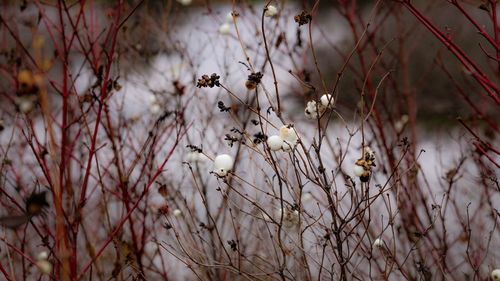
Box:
294;10;312;26
197;73;220;88
245;72;263;90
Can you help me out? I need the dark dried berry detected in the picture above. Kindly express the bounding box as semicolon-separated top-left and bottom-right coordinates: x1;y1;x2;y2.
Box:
197;73;220;88
360;174;370;183
294;10;312;26
217;101;231;112
25;191;49;216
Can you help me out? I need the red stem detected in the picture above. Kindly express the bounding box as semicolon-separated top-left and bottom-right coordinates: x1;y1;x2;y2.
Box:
403;1;500;105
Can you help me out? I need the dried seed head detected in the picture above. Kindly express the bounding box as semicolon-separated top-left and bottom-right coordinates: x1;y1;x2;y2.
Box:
245;72;263;89
245;80;257;90
26;191;49;216
360;173;371;183
197;73;221;88
294;10;312;26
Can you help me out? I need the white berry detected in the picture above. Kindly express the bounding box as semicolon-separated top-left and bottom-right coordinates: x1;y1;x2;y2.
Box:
373;238;384;248
214;154;233;170
176;0;192;6
267;135;283;151
219;23;231;35
353;164;365;177
264;5;278;17
36;260;52;274
214;154;234;176
279;125;298;150
320;94;334;109
150;103;161;114
492;269;500;281
37;251;49;260
173;209;182;217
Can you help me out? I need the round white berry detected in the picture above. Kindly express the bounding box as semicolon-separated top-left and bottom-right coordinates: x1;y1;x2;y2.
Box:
173;209;182;217
150;103;161;114
353;164;365;177
267;135;283;151
373;238;384;248
18;98;35;113
492;269;500;281
219;23;231;35
279;125;298;146
36;260;52;274
214;154;234;171
304;101;319;119
176;0;192;6
320;94;334;109
148;95;158;103
264;5;278;17
37;251;49;261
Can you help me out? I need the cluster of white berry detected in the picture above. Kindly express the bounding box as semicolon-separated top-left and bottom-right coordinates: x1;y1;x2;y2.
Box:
304;94;334;119
36;251;52;274
266;125;300;152
353;146;376;182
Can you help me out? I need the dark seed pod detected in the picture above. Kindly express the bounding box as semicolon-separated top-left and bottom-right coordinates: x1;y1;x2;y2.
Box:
26;191;49;216
245;80;257;90
360;172;371;183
